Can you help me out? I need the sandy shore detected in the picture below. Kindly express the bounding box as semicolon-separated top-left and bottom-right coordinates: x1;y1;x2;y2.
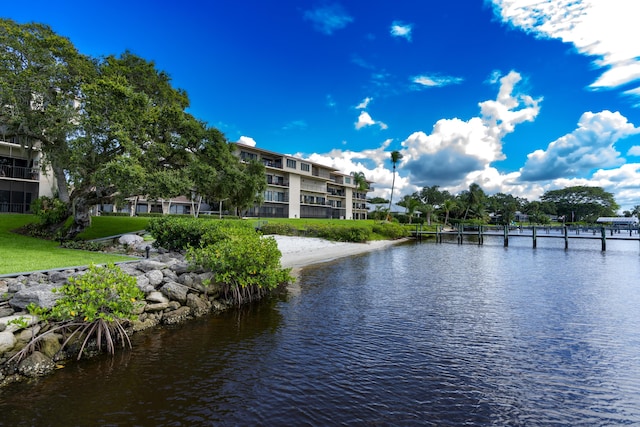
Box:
271;235;408;269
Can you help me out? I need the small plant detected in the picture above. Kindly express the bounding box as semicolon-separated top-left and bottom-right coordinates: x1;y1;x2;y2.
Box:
11;263;145;363
7;316;29;329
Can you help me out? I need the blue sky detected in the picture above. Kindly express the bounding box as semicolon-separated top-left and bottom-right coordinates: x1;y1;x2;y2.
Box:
4;0;640;211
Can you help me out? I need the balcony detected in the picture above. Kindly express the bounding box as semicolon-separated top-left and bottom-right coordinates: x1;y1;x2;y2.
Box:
0;164;39;181
262;159;283;169
267;177;289;187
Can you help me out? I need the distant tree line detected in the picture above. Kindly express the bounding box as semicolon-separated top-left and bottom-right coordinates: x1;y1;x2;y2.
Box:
371;184;628;226
0;19;266;238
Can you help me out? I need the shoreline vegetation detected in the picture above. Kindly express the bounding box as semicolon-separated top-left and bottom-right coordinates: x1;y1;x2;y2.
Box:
0;214;410;387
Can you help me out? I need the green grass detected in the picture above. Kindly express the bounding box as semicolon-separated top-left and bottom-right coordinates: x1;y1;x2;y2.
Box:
0;214;137;275
77;216;151;240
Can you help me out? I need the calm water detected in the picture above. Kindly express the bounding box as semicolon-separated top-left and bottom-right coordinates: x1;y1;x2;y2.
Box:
1;237;640;426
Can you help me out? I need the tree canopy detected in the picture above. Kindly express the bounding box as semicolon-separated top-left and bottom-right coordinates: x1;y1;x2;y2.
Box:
0;19;263;237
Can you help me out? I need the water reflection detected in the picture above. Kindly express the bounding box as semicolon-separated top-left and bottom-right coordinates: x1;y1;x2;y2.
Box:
1;241;639;425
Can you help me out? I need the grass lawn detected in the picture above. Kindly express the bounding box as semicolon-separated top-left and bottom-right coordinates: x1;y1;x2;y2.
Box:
0;214;137;275
77;216;150;240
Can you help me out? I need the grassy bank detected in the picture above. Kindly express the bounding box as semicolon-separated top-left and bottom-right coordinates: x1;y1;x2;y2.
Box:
0;214;136;275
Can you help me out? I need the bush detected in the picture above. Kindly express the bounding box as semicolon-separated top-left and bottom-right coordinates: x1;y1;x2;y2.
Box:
188;226;292;305
31;196;68;226
372;222;410;239
17;264;145;362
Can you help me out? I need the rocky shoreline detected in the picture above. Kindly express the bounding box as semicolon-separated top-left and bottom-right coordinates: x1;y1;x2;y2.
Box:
0;250;235;387
0;234;407;387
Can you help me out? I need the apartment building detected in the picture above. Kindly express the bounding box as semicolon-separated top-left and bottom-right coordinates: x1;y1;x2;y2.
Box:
233;143;372;219
0;138;56;213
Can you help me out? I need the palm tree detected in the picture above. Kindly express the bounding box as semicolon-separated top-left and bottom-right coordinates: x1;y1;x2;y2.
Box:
420;203;435;226
442;199;456;226
351;171;368;192
462;183;485;221
387;150;403;220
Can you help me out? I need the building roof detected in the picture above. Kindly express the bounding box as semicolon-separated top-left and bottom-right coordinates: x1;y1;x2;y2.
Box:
596;216;639;224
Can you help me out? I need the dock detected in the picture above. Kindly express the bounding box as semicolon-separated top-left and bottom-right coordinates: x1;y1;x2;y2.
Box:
410;224;640;251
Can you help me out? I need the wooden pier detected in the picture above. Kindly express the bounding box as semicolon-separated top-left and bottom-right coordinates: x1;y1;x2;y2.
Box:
410;224;640;251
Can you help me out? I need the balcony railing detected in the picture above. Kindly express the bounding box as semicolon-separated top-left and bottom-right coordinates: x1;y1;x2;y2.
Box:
0;165;39;180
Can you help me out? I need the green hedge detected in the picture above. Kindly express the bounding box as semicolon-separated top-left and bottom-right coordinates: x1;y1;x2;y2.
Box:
147;217;253;251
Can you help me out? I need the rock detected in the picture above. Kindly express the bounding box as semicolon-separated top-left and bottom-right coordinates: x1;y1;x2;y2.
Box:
0;331;16;353
167;301;181;311
0;306;15;318
119;264;143;277
16;325;41;345
7;278;26;293
17;351;55;378
132;317;158;332
9;284;62;310
162;306;191;325
186;293;211;317
145;270;164;287
136;275;151;293
1;314;38;333
48;270;73;283
161;268;178;282
160;282;188;305
145;302;169;313
119;234;144;246
39;333;62;359
170;261;191;275
146;291;169;304
28;272;48;284
137;260;168;273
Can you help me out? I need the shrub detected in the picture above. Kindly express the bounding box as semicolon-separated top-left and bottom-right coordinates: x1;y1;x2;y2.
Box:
259;222;299;236
16;264;145;362
31;196;68;226
188;226;292;305
372;222;410;239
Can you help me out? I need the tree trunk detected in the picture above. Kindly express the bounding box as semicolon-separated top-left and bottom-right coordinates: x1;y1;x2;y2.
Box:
65;196;92;239
53;165;70;203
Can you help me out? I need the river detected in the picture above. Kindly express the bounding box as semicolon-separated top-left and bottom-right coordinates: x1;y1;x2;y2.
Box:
1;237;640;426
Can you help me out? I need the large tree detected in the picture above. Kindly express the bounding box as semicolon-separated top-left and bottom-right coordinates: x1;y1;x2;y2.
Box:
0;19;94;203
541;186;618;222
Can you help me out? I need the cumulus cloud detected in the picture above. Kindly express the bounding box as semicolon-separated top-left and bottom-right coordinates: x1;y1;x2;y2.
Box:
237;136;257;147
401;70;540;186
390;21;413;41
355;111;388;130
519;110;639;181
304;4;353;35
492;0;640;97
412;74;463;89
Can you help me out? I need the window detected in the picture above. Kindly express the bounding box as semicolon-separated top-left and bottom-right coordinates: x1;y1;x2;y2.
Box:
286;159;297;169
345;177;351;184
301;163;310;172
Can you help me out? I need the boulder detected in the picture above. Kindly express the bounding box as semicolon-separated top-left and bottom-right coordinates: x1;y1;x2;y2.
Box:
146;291;169;304
145;302;169;313
137;260;168;273
10;284;62;310
145;270;164;287
48;270;74;283
39;333;62;359
0;331;16;353
17;351;55;378
118;234;144;246
160;281;188;305
161;306;191;325
186;294;211;317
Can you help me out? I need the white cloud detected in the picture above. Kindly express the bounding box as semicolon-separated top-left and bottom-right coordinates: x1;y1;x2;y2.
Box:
401;70;540;186
492;0;640;96
390;21;413;41
237;136;257;147
412;74;463;88
304;4;353;35
628;146;640;156
355;111;387;130
519;110;639;181
356;97;373;109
